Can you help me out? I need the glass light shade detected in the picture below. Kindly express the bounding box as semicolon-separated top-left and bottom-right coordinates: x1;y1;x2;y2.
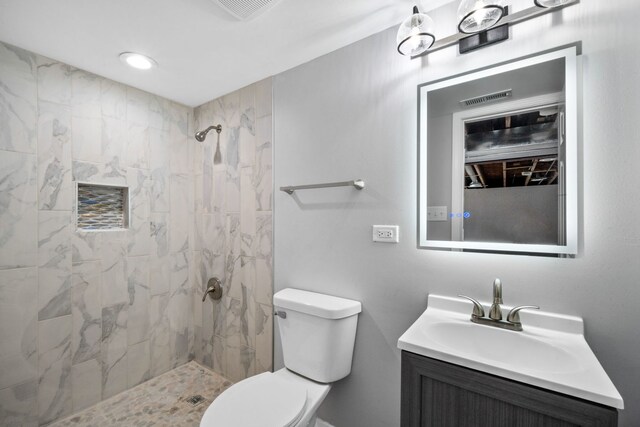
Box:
397;7;436;57
534;0;572;7
457;0;506;34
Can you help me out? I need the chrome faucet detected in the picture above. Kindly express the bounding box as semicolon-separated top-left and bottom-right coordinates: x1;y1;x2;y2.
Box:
459;279;539;332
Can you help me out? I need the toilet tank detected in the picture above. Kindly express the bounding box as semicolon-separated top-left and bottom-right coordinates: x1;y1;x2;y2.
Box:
274;288;362;383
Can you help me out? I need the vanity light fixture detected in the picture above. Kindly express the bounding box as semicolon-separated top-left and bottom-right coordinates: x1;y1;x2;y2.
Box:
534;0;572;7
119;52;157;70
396;6;436;57
457;0;506;34
397;0;579;58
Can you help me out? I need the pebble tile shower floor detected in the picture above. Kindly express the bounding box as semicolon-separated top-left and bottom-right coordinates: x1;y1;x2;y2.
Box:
49;362;232;426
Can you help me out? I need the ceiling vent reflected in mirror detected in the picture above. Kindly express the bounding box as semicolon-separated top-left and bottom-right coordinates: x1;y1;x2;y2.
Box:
460;89;512;107
212;0;283;20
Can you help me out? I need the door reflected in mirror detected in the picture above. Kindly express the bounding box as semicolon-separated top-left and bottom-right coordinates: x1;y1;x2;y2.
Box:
418;46;579;255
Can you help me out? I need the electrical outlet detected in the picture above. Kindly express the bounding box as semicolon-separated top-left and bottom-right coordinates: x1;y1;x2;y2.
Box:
427;206;448;222
373;225;399;243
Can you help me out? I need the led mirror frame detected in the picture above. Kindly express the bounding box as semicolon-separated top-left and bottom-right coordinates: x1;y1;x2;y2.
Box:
418;45;579;255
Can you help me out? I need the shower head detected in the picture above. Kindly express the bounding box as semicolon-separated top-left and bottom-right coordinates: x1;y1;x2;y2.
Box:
195;124;222;142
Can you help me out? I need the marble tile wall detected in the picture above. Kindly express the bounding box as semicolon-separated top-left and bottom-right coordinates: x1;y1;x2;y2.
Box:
0;41;196;426
192;79;273;383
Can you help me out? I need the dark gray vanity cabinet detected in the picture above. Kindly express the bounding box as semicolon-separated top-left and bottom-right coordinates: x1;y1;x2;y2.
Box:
401;351;618;427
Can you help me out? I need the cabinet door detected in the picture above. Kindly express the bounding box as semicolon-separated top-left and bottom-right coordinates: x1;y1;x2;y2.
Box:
401;351;618;427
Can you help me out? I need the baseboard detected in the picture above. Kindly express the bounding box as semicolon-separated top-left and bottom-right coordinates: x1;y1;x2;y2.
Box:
315;419;336;427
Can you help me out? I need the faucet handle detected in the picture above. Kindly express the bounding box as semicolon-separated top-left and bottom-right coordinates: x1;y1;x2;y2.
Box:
458;295;485;318
506;305;540;324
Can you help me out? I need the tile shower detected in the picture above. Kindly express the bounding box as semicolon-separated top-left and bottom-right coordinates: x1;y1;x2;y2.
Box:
0;41;273;426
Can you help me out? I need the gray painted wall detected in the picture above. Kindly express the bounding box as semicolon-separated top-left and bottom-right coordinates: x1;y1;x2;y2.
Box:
273;1;640;426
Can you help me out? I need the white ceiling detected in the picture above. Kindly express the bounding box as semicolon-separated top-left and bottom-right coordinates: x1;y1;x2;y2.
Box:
0;0;454;107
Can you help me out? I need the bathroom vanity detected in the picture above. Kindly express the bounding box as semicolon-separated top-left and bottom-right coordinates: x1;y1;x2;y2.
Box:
401;351;617;426
398;294;623;427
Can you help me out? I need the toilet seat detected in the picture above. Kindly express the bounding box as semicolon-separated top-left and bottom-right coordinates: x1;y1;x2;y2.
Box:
200;372;308;427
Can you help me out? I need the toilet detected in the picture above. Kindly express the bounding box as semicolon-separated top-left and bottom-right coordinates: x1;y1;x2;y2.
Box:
200;288;362;427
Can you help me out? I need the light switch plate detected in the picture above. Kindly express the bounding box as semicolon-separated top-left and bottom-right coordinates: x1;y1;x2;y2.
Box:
427;206;448;222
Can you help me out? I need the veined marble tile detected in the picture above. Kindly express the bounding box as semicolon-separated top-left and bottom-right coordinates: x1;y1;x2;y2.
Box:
170;174;191;253
71;229;102;262
71;69;102;119
71;116;102;163
255;302;273;374
0;42;37;154
225;344;255;384
127;168;151;257
126;256;150;346
71;261;101;365
255;77;272;119
225;129;241;213
148;95;166;131
192;139;203;176
227;284;255;349
0;379;38;427
101;116;126;170
101;303;128;399
127;340;150;388
0;268;38;390
0;150;37;269
212;335;226;375
255;114;273;212
38;210;73;320
240;166;256;257
225;214;242;300
170;133;190;175
100;79;126;121
203;213;226;256
38;101;72;210
124;122;149;169
212;170;227;213
240;256;256;300
255;257;273;306
37;57;72;106
212;287;228;339
126;87;149;127
38;315;72;425
149;128;170;213
149;293;171;377
71;159;100;182
100;231;128;307
149;213;170;295
202;141;214;213
255;212;272;261
221;91;240;128
71;358;101;412
238;87;255;168
168;252;192;368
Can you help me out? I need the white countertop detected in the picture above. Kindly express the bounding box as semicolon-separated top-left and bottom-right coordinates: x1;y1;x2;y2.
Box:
397;294;624;409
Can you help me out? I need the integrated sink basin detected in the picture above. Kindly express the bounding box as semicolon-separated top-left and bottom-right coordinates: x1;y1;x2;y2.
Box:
398;294;623;409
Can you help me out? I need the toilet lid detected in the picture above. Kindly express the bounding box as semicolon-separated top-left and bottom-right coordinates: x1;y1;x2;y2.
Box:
201;372;308;427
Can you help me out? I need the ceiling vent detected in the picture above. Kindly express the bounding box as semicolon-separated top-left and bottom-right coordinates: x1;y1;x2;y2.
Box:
460;89;513;107
213;0;283;20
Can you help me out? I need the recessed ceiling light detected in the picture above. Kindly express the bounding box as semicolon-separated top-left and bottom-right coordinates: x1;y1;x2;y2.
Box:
119;52;157;70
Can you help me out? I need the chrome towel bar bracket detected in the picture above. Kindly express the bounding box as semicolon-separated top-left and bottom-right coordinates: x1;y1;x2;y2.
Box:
280;179;365;195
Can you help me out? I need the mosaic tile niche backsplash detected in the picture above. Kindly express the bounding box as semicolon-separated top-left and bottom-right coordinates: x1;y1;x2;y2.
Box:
192;78;273;383
76;184;128;230
0;39;274;426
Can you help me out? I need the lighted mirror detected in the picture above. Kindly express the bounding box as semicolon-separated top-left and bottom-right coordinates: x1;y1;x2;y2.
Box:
418;46;579;255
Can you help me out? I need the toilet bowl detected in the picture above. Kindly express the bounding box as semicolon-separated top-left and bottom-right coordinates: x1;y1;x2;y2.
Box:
200;368;330;427
200;288;361;427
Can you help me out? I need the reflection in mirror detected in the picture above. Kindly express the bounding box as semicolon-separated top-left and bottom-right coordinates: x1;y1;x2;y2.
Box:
419;46;578;255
